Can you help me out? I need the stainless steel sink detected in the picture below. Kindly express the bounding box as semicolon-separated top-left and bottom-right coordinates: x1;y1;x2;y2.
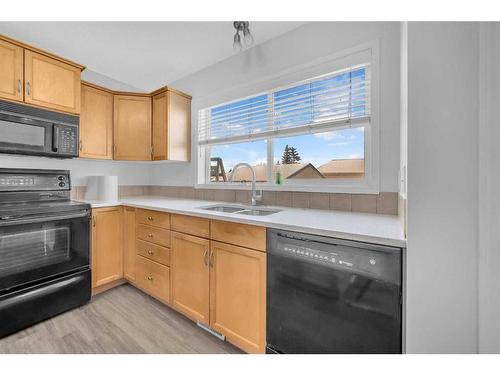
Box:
237;208;281;216
197;204;281;216
201;205;245;213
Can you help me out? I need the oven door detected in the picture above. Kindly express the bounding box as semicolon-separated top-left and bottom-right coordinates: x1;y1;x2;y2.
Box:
0;210;90;293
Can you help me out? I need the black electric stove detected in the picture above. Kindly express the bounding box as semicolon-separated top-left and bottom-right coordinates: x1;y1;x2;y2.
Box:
0;168;91;338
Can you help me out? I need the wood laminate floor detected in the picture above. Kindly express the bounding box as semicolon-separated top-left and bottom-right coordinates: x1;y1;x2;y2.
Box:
0;284;242;354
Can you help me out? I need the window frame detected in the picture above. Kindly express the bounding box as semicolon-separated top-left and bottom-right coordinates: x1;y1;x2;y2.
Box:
194;41;380;194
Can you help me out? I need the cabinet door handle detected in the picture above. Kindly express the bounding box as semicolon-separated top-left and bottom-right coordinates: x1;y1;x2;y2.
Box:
209;251;214;268
147;276;153;281
203;249;209;266
17;79;21;94
79;140;83;151
26;82;30;96
92;215;96;227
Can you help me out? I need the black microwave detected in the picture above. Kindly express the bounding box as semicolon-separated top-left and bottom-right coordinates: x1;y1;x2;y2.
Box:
0;100;79;158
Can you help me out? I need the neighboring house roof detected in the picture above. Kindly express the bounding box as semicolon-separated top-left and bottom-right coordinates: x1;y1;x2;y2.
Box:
286;163;324;179
226;158;365;182
318;159;365;176
228;163;324;181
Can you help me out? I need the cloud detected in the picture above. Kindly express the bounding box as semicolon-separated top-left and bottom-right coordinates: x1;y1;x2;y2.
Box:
327;141;352;147
314;131;346;141
348;153;363;159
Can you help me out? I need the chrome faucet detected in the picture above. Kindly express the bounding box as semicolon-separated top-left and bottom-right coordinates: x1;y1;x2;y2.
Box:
229;163;262;206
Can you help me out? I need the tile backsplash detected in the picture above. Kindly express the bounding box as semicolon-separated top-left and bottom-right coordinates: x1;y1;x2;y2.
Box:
72;185;398;215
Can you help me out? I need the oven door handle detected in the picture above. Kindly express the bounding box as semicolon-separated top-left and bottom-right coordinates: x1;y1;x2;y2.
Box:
0;210;89;227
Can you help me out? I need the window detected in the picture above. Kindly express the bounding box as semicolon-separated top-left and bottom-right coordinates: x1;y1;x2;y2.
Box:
198;61;374;190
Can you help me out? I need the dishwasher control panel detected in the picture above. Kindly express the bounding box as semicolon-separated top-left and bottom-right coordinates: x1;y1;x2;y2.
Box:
270;230;401;283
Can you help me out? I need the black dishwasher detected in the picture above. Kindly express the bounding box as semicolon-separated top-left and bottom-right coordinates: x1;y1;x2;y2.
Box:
267;229;402;354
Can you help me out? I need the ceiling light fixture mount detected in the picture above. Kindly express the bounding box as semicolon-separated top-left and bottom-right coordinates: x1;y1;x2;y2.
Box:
233;21;254;51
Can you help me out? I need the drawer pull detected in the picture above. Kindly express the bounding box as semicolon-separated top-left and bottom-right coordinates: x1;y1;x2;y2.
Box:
147;216;154;221
148;250;154;255
147;276;153;281
148;233;154;238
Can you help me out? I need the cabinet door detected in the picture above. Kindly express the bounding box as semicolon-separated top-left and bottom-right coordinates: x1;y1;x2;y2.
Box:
91;207;123;288
24;50;81;114
171;232;210;324
210;241;266;354
167;90;191;161
80;84;113;159
123;206;136;282
113;95;152;160
152;92;167;160
0;39;23;102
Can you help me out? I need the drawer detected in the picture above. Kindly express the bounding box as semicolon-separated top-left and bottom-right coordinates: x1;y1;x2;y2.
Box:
210;220;266;252
137;209;170;229
135;255;170;304
136;239;170;266
171;214;210;238
137;224;171;247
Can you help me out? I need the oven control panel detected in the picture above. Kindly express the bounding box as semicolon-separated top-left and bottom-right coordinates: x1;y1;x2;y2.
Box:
0;170;70;191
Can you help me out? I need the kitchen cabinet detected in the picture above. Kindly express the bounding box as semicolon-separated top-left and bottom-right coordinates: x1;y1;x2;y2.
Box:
210;241;266;354
152;89;191;161
170;232;210;324
79;83;113;159
113;95;152;160
91;207;124;288
123;206;136;282
24;50;81;114
135;254;170;304
0;39;23;102
211;220;266;251
171;214;210;238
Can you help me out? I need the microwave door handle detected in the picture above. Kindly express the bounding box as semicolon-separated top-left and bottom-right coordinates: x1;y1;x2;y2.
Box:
52;125;59;152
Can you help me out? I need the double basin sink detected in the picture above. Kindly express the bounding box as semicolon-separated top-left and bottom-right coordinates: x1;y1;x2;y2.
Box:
197;204;281;217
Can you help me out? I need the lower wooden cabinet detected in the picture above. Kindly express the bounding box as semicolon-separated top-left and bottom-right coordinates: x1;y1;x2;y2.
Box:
123;206;136;282
135;255;170;304
170;232;210;324
91;207;123;288
210;241;266;354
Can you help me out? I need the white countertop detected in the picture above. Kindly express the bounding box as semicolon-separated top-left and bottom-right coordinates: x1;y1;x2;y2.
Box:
82;196;406;248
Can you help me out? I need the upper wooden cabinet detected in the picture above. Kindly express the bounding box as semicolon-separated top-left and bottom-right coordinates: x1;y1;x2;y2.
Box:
24;50;81;114
80;83;113;159
0;36;84;114
91;207;124;289
113;95;152;161
152;89;191;161
0;39;23;102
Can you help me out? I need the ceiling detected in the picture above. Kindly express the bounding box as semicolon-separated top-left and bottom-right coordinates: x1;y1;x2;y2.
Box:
0;22;305;92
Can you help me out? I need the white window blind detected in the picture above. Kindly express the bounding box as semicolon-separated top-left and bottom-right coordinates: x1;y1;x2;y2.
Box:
198;64;371;145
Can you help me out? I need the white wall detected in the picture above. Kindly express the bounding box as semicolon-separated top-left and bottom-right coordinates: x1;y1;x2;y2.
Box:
150;22;401;192
400;23;408;198
478;22;500;353
406;22;479;353
0;154;150;186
